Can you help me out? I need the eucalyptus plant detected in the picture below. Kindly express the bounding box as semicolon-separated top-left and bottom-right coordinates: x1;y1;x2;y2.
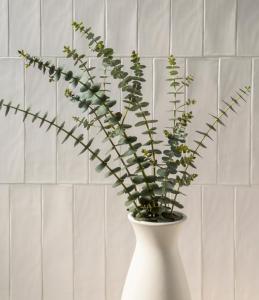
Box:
0;21;250;222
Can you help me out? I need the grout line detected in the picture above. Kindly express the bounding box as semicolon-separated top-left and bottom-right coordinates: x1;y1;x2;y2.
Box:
40;184;44;300
202;0;205;56
72;0;74;49
55;58;58;184
201;185;204;300
152;58;155;120
216;58;221;184
235;0;239;56
104;0;107;47
7;0;10;57
40;0;42;56
136;0;139;53
104;185;108;300
169;0;172;55
4;54;259;59
233;186;237;300
8;185;11;300
23;60;26;183
250;58;254;185
72;184;75;300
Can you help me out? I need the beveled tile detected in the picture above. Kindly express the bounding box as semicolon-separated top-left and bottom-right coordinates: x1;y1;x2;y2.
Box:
237;0;259;56
42;0;72;56
74;185;105;300
235;187;259;300
202;185;235;300
9;0;40;56
138;0;170;56
0;185;9;300
10;184;42;300
42;184;73;300
204;0;236;56
106;0;137;56
171;0;203;56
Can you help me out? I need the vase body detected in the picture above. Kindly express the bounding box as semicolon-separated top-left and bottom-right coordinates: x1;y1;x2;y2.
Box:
121;213;191;300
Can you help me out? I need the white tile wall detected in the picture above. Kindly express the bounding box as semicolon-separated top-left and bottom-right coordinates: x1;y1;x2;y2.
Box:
0;1;258;300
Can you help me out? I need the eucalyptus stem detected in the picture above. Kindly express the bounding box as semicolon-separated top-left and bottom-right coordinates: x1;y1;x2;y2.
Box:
0;100;140;209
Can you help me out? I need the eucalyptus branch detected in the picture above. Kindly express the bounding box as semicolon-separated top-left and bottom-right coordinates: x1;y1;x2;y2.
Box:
171;85;251;211
0;99;141;209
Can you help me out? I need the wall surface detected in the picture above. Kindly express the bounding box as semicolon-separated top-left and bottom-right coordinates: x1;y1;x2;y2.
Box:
0;0;259;300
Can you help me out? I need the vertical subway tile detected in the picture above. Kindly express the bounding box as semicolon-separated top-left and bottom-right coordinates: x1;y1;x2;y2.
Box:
138;0;170;56
204;0;236;56
74;185;105;300
25;58;56;182
42;184;73;300
0;59;24;182
88;58;121;184
0;185;9;300
106;186;135;300
237;0;259;56
202;185;235;300
178;186;202;300
236;187;259;299
106;0;137;56
186;58;218;184
0;0;8;56
252;59;259;184
57;59;88;183
9;0;40;56
218;58;251;184
42;0;72;56
74;0;105;55
10;184;42;300
171;0;203;56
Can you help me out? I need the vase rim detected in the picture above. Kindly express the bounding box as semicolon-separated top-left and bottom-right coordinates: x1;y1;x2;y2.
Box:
128;211;187;226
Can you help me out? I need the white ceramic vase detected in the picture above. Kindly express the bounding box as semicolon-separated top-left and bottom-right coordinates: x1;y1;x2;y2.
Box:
121;212;191;300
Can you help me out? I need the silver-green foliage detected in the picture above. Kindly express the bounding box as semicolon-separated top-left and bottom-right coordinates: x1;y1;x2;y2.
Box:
0;21;251;222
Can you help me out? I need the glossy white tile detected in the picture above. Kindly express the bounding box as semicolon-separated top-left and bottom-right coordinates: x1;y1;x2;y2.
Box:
9;0;40;56
42;0;72;56
204;0;236;56
106;0;137;56
236;187;259;300
252;59;259;184
237;0;259;56
74;185;105;300
171;0;203;56
138;0;170;56
202;185;235;300
0;0;8;56
0;185;9;300
42;184;73;300
10;184;42;300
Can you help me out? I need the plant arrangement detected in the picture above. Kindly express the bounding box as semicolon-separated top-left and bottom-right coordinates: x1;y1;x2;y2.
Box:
0;22;250;222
